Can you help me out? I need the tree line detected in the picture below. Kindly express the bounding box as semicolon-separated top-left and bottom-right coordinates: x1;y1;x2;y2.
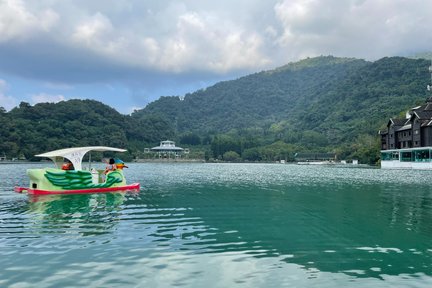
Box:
1;56;430;164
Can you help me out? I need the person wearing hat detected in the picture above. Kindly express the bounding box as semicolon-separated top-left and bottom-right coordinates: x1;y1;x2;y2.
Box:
104;158;117;174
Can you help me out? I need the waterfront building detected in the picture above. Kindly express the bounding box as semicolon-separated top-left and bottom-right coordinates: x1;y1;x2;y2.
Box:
379;63;432;169
380;99;432;150
151;140;184;159
380;99;432;169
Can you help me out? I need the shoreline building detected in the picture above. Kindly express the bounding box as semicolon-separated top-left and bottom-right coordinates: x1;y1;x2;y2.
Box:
379;62;432;169
151;140;185;159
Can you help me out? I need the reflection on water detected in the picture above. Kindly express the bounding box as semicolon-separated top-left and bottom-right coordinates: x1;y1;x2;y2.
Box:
26;193;130;236
136;181;432;280
1;163;432;287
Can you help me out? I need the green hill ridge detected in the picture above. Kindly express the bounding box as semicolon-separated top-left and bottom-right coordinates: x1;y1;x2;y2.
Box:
1;56;431;164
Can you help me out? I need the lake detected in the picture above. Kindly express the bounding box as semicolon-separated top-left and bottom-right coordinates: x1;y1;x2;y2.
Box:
1;163;431;287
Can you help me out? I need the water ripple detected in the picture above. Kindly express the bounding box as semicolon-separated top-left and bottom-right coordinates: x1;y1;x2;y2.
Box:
1;163;432;287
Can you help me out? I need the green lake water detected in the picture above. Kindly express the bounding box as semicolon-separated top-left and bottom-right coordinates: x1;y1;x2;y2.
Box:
1;163;432;287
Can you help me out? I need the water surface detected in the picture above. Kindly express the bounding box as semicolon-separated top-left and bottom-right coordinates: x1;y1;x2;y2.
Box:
1;163;431;287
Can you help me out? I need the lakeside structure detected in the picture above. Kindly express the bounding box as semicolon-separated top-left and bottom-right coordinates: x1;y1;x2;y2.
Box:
379;62;432;169
294;152;336;163
148;140;189;160
0;152;27;163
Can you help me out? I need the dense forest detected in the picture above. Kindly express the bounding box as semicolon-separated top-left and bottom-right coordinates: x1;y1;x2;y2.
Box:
1;56;431;164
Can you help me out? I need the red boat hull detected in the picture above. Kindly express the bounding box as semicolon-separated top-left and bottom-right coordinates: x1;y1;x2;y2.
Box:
14;183;140;195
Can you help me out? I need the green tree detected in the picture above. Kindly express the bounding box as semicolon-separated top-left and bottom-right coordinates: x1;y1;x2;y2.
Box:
211;135;241;159
223;151;240;162
180;132;201;145
242;147;262;161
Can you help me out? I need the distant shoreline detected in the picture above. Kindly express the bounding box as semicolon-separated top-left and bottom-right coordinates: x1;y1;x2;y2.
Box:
133;158;205;163
0;161;34;164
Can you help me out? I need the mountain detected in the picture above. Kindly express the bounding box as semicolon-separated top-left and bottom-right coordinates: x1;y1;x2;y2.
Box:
1;56;431;164
0;99;174;160
409;52;432;60
133;56;430;144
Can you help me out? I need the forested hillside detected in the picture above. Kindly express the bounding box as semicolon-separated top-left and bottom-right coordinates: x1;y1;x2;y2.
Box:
132;56;431;163
1;56;430;164
0;100;174;160
135;56;429;135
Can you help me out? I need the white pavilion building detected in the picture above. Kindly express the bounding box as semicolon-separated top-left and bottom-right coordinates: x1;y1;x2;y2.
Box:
151;140;185;159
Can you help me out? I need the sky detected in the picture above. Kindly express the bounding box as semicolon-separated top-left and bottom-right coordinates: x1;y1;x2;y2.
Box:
0;0;431;114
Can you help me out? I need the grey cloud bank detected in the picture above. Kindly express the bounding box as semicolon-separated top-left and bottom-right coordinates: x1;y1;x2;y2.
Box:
0;0;431;112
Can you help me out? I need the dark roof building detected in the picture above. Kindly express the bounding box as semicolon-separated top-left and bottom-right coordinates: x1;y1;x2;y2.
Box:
380;62;432;169
379;61;432;169
380;98;432;151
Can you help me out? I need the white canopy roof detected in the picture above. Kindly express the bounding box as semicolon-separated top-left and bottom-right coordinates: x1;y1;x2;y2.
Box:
36;146;127;170
151;140;183;151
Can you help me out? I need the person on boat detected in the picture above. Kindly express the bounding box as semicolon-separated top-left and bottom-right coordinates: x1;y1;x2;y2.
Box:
61;160;74;170
104;158;117;174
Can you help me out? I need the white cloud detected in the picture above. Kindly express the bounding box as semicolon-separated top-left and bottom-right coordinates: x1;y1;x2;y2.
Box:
155;10;270;73
64;2;269;73
2;0;432;74
0;79;17;111
31;93;65;105
0;79;7;90
0;0;431;113
273;0;432;60
72;12;113;46
0;0;58;42
0;94;16;111
66;6;270;73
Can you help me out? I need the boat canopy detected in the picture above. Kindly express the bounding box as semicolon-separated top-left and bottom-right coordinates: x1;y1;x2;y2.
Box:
36;146;127;171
